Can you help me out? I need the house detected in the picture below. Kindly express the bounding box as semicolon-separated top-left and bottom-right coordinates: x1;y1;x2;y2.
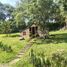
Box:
19;22;49;40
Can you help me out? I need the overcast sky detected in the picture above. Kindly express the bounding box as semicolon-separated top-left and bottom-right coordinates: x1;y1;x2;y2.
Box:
0;0;19;7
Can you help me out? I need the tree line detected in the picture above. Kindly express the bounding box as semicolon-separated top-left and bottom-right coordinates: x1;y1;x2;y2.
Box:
0;0;67;34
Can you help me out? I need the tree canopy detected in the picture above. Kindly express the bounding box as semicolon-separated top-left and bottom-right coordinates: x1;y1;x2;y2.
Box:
15;0;66;31
0;0;67;34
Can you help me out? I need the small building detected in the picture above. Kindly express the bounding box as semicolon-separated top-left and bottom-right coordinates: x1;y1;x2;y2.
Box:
20;23;39;39
29;23;39;37
20;23;48;39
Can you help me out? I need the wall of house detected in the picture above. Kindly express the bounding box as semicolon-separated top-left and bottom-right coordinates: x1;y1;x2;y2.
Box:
20;29;30;39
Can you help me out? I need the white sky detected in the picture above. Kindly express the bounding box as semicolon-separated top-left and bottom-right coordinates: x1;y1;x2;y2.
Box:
0;0;19;7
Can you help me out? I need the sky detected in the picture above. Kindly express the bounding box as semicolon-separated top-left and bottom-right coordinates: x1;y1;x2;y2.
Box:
0;0;19;7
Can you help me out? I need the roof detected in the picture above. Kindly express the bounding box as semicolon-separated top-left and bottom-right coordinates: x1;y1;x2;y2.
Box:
31;22;37;27
31;24;37;27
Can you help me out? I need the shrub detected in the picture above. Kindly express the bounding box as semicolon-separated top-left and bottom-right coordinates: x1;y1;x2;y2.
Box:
0;42;13;52
30;49;67;67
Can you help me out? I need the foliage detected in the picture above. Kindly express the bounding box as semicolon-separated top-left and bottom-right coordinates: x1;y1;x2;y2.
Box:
0;21;12;34
0;42;12;52
12;30;67;67
30;49;67;67
0;33;28;63
0;0;66;34
0;2;6;20
47;22;65;31
0;3;18;34
14;12;27;31
13;0;66;34
0;20;18;34
0;2;14;20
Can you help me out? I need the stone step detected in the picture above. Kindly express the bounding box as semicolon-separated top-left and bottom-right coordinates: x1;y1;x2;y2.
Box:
9;43;32;65
18;53;24;55
0;40;33;67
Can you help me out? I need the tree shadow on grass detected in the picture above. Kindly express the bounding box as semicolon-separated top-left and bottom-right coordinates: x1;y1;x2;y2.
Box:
2;34;20;38
9;34;20;37
34;33;67;45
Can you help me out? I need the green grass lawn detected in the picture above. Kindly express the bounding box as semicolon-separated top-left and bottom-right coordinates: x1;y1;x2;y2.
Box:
12;30;67;67
0;33;28;63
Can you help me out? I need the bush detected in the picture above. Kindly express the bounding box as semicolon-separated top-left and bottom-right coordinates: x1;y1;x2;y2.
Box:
47;22;65;31
30;49;67;67
0;42;13;52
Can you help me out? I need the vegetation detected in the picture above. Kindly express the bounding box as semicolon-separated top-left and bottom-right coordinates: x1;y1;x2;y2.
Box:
0;42;12;52
12;30;67;67
0;0;67;34
0;33;28;63
29;49;67;67
15;0;66;35
0;0;67;67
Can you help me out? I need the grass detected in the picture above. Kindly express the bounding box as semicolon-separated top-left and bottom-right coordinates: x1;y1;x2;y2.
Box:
12;30;67;67
0;33;28;63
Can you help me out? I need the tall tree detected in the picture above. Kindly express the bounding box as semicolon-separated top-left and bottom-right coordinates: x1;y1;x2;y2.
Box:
17;0;65;36
0;2;6;20
0;2;14;21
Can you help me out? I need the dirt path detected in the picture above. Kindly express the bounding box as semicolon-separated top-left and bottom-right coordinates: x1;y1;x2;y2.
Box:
0;64;9;67
9;42;32;65
0;40;33;67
